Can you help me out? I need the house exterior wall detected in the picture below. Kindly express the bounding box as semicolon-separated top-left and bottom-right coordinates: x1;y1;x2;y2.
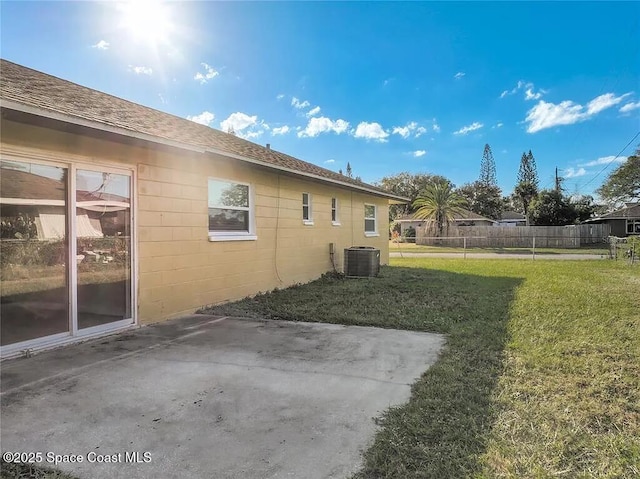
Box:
1;119;389;324
607;219;628;237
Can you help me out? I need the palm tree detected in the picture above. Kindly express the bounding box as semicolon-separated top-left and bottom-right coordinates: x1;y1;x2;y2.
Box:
412;180;467;236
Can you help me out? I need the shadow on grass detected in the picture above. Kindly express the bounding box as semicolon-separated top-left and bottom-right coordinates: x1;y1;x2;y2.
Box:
201;265;523;478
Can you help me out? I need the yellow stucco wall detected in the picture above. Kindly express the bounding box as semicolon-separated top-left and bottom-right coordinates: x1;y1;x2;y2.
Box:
1;118;390;324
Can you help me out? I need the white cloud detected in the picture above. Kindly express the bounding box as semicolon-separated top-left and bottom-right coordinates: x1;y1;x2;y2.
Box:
501;80;545;100
413;150;427;158
306;106;321;117
525;88;542;101
130;65;152;75
525;100;584;133
298;117;350;138
564;167;587;178
587;93;631;115
221;112;257;132
194;62;219;84
324;159;336;164
432;121;441;133
354;122;389;142
271;125;290;136
454;72;465;80
579;156;627;167
243;130;263;139
392;121;426;139
493;122;504;129
187;111;215;126
392;123;414;139
220;112;268;139
92;40;109;50
500;80;526;98
453;122;483;135
620;101;640;113
276;94;285;100
525;92;631;133
291;97;310;109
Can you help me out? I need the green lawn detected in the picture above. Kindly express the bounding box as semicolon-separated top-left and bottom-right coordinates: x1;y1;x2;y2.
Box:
202;258;640;478
389;241;611;255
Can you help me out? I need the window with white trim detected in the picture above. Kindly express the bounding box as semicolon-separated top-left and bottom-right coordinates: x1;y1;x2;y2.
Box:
331;197;339;225
627;219;640;234
302;192;313;224
364;203;377;235
208;178;256;241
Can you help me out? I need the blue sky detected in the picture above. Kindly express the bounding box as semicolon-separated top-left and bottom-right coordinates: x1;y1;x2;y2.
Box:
2;1;639;197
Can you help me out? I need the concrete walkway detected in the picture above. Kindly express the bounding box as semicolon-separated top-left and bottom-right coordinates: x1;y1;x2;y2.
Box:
1;315;444;479
390;252;607;260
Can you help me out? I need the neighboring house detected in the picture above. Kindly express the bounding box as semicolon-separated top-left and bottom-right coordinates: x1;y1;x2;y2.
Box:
496;210;526;227
0;59;407;357
584;203;640;237
396;209;496;235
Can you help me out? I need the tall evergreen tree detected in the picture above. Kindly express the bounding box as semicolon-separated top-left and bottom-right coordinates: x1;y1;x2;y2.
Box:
517;150;539;187
346;162;353;178
479;143;497;186
515;150;540;224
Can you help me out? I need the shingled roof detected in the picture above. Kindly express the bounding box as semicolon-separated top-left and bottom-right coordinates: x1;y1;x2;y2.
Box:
585;203;640;221
0;59;406;202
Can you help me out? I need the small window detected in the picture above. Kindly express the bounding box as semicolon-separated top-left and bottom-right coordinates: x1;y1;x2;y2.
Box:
208;178;256;241
302;192;313;224
331;197;339;225
627;220;640;234
364;203;377;235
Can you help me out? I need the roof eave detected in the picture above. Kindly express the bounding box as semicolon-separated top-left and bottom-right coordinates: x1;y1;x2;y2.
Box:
0;99;408;203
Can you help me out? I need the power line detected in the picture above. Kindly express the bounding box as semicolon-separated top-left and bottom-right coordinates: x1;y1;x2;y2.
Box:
580;130;640;190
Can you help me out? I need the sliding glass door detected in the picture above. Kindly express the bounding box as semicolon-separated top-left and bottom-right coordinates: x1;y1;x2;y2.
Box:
76;169;132;331
0;159;134;352
0;160;70;345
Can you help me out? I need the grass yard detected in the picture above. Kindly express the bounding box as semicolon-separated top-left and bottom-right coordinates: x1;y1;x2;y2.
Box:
202;258;640;478
389;241;611;255
0;460;78;479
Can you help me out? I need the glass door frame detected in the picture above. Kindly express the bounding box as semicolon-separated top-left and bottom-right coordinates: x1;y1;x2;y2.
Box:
0;153;137;358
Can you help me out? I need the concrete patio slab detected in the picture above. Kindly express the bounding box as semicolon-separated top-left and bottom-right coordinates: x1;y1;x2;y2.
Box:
1;315;444;479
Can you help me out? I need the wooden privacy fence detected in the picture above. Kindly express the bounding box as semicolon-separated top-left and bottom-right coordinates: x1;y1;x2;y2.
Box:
416;224;611;248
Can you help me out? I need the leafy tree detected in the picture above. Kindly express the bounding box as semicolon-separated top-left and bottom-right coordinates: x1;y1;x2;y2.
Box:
375;172;452;220
529;190;578;226
596;148;640;205
413;179;467;236
457;181;503;220
479;143;497;186
514;150;540;223
503;194;522;213
569;195;597;222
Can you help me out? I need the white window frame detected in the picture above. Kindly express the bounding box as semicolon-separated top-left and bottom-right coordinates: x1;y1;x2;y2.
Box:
627;219;640;234
331;197;340;226
364;203;379;237
208;178;257;241
302;192;314;225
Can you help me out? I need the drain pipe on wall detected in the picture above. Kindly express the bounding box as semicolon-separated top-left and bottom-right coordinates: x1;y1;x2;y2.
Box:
329;242;338;274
